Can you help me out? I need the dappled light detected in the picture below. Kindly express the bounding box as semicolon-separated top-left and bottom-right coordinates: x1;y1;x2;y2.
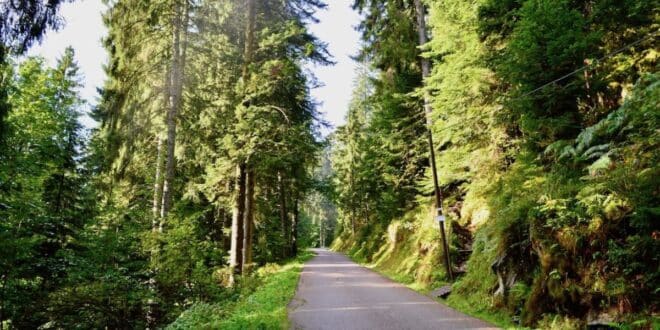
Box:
0;0;656;329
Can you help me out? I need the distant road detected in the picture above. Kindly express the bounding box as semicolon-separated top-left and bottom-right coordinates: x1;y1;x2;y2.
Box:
289;248;497;330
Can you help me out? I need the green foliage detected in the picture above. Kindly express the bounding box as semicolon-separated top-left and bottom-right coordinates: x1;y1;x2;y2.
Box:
0;49;94;327
167;251;313;329
1;0;328;327
2;0;658;328
333;0;659;328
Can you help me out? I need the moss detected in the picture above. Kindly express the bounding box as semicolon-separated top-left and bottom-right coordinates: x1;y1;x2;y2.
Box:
334;75;660;326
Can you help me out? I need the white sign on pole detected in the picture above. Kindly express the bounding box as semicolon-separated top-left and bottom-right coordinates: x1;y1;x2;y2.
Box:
436;215;446;222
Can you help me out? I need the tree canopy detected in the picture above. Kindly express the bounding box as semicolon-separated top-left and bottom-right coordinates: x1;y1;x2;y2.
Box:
0;0;657;328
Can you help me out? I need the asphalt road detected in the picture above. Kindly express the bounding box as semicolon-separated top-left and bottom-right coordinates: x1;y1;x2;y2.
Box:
288;249;497;330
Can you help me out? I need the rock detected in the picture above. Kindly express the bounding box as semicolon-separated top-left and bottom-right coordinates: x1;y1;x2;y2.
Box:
430;285;452;299
587;313;616;330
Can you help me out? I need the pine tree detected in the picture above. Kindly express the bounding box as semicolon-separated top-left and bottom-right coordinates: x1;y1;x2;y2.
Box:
0;49;90;328
0;0;68;144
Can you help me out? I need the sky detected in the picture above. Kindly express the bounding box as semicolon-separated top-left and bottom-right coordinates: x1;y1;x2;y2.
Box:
307;0;361;132
26;0;361;134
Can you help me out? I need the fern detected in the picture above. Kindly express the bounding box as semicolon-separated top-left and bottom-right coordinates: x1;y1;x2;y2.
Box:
582;144;610;160
586;153;612;176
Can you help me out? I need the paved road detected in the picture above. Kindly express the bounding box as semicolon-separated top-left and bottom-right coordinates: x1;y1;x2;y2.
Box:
289;249;497;330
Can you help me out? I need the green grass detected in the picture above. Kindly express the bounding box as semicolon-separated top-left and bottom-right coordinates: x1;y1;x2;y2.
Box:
445;294;520;329
167;251;314;330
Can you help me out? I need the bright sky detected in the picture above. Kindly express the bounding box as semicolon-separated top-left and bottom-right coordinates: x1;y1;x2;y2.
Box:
26;0;108;128
308;0;361;133
25;0;360;134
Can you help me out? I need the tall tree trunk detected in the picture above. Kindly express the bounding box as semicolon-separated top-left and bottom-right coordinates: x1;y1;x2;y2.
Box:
147;135;164;327
152;136;164;230
153;62;170;228
148;2;187;325
160;0;188;220
0;276;4;330
229;0;256;281
291;196;299;256
222;182;232;251
229;163;246;281
350;208;356;234
414;0;453;281
242;168;255;272
0;50;9;148
242;0;256;81
278;171;288;258
319;218;323;248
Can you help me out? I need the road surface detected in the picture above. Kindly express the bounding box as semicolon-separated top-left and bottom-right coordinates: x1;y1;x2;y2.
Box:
289;249;497;330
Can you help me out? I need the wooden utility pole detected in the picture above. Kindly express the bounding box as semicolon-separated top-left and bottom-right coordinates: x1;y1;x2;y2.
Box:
414;0;453;281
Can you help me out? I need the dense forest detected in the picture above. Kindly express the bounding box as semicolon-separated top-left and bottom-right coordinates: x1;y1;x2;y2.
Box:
331;0;658;328
0;0;658;329
1;0;334;328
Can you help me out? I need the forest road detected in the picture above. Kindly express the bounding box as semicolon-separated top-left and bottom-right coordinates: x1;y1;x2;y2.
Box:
288;248;497;330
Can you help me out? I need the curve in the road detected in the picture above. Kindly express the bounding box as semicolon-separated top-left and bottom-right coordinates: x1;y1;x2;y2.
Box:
289;248;497;330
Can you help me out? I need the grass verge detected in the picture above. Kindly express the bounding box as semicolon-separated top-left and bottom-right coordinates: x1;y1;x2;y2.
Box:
167;251;314;330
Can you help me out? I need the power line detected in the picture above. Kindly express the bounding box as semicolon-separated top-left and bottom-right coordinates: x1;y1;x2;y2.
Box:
520;31;658;98
432;30;658;134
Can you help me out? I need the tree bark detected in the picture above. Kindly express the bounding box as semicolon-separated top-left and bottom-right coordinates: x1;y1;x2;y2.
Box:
229;0;256;281
278;171;288;258
242;0;256;82
222;181;232;251
291;196;299;256
160;0;188;220
153;61;171;227
229;163;246;280
152;136;164;230
147;2;187;325
242;168;255;272
319;224;322;248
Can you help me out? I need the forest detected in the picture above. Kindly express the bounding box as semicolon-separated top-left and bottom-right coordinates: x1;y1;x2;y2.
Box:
0;0;658;329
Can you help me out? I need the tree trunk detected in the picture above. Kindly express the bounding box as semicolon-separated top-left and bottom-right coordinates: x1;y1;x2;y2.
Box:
0;276;4;330
147;135;164;328
152;136;164;230
242;0;256;81
219;207;230;249
153;61;171;227
160;0;188;221
229;0;256;281
319;219;323;248
350;208;356;235
222;182;232;251
278;171;288;258
291;196;299;256
242;168;255;272
229;163;246;281
147;2;187;325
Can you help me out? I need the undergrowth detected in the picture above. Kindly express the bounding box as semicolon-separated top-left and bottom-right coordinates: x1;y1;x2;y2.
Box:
332;73;659;329
166;251;314;329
